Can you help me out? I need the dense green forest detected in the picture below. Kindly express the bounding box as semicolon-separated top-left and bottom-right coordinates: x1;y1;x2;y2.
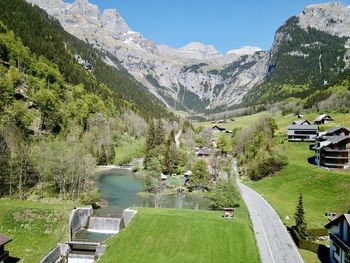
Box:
0;1;176;202
0;0;171;120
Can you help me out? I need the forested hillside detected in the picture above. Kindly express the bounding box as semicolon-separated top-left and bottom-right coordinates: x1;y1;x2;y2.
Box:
0;1;174;201
0;0;170;119
241;16;350;107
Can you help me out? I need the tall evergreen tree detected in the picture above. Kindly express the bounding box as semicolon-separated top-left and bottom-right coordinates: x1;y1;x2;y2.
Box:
144;120;156;167
0;131;10;196
155;119;165;146
162;130;177;174
294;192;308;239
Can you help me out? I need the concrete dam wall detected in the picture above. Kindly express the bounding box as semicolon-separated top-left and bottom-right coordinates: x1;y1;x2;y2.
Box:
87;217;121;234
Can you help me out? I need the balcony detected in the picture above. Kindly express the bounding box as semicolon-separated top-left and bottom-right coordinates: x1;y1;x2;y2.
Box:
323;148;350;153
330;233;350;251
321;155;349;160
320;161;348;168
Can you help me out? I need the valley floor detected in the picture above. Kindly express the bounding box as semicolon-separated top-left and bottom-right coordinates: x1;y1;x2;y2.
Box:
100;206;260;263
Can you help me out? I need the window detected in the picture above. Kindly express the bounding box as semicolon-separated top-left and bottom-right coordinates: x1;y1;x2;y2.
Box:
333;243;341;262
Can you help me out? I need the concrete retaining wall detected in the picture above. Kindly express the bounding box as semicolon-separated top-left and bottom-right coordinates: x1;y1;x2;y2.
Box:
122;208;137;227
69;207;93;240
39;246;60;263
88;217;121;233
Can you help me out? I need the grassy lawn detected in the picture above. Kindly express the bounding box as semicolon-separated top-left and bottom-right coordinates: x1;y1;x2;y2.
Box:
299;249;321;263
0;199;74;263
114;137;145;165
197;110;350;228
100;206;260;263
196;111;350;134
248;143;350;228
247;141;350;228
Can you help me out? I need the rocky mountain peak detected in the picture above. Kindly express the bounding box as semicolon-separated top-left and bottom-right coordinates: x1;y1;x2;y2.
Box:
71;0;99;18
298;2;350;37
227;46;262;56
101;9;130;35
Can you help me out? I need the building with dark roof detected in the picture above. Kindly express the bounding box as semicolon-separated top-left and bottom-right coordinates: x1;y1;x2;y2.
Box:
195;147;212;158
325;214;350;263
288;124;319;142
318;127;350;141
0;234;12;263
314;135;350;169
314;114;334;125
291;120;311;125
212;125;226;133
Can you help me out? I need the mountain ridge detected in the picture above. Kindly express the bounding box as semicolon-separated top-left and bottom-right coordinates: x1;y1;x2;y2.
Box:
26;0;350;113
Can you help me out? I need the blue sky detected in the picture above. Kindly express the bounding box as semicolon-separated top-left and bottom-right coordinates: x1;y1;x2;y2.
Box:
66;0;350;52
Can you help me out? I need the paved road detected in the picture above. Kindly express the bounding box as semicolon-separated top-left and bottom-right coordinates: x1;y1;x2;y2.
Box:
238;182;304;263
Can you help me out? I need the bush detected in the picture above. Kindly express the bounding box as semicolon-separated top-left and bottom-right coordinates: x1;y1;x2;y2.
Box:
209;179;240;210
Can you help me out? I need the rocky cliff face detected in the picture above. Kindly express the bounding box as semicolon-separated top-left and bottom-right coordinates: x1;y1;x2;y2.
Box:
26;0;350;112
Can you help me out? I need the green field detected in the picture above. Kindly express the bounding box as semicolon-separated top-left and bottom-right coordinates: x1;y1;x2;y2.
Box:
100;206;260;263
114;137;145;165
0;199;73;263
247;141;350;228
198;111;350;228
197;111;350;133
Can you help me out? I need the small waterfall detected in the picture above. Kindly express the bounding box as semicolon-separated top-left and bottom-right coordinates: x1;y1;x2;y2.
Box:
87;217;121;234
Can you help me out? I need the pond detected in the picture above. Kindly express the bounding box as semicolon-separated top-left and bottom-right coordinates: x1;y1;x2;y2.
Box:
96;168;210;210
97;168;144;208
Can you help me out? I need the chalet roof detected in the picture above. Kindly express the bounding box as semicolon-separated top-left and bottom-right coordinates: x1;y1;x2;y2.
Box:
314;114;333;122
325;214;350;229
212;125;226;131
196;148;212;155
287;125;319;130
292;120;311;125
324;126;350;135
328;135;350;145
316;135;350;149
0;234;12;246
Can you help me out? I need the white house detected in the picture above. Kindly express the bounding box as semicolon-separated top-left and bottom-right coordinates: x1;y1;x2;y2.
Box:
325;214;350;263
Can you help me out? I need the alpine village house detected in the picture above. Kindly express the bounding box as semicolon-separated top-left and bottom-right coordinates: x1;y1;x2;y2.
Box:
313;127;350;169
288;120;319;142
325;214;350;263
0;234;12;263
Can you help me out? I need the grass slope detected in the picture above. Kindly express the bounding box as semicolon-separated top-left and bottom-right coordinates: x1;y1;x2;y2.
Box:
198;111;350;227
0;199;73;263
248;141;350;228
114;137;145;165
100;207;260;263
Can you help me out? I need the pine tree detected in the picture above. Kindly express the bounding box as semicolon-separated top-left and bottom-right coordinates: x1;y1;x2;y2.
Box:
294;192;308;239
144;120;156;167
155;119;165;146
162;130;177;174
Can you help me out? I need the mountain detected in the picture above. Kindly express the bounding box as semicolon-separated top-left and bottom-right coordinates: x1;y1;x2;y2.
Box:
25;0;350;113
0;0;171;119
26;0;266;113
242;2;350;106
